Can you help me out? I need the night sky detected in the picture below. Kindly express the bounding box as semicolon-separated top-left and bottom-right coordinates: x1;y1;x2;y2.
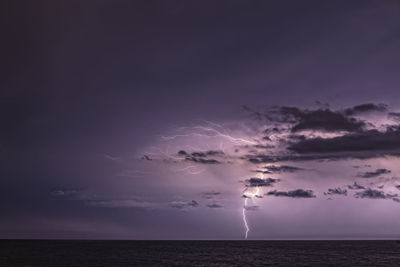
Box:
2;0;400;239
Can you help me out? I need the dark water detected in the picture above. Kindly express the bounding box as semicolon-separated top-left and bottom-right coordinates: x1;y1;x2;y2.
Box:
1;240;400;266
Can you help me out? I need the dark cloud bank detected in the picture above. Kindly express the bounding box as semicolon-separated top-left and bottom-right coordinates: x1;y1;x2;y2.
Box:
264;165;304;173
358;168;391;178
324;187;348;196
245;178;279;187
266;189;316;198
354;188;399;203
178;150;223;164
242;103;400;164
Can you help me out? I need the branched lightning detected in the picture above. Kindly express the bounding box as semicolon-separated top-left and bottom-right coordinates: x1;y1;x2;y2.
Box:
143;121;268;239
161;124;257;145
193;126;257;145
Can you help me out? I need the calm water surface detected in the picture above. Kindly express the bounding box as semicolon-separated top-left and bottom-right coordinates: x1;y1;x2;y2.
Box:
1;240;400;266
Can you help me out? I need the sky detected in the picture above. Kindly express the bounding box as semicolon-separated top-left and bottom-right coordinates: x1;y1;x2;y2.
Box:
2;0;400;239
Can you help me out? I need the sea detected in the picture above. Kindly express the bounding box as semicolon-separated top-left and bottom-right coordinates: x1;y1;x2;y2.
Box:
1;240;400;266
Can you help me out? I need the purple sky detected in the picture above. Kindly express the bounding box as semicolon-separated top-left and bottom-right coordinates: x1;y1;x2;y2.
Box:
2;0;400;239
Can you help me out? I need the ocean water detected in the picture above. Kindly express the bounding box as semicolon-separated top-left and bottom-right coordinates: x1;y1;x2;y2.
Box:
1;240;400;266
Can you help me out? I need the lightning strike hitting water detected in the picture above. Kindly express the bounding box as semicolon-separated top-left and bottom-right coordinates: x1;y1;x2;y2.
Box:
242;186;261;239
242;198;250;239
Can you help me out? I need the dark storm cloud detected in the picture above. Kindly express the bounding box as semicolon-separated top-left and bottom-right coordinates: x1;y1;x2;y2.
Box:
191;150;225;157
354;188;397;200
206;203;223;208
246;155;275;164
243;103;400;163
264;165;304;173
244;153;327;164
253;144;275;149
347;182;366;190
262;106;366;132
290;109;365;133
178;150;188;156
388;112;400;120
190;152;207;157
242;103;400;163
185;157;220;164
244;153;355;164
324;187;348;196
245;177;279;187
344;103;387;116
178;150;222;164
170;200;199;209
358;168;391;178
178;150;224;157
245;154;304;164
263;127;285;135
141;155;152;161
266;189;316;198
187;200;199;207
353;165;371;169
253;170;272;174
288;128;400;156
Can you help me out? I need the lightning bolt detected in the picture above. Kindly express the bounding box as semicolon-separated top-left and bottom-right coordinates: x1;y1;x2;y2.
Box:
242;170;265;239
161;125;257;145
242;197;250;239
242;186;261;239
